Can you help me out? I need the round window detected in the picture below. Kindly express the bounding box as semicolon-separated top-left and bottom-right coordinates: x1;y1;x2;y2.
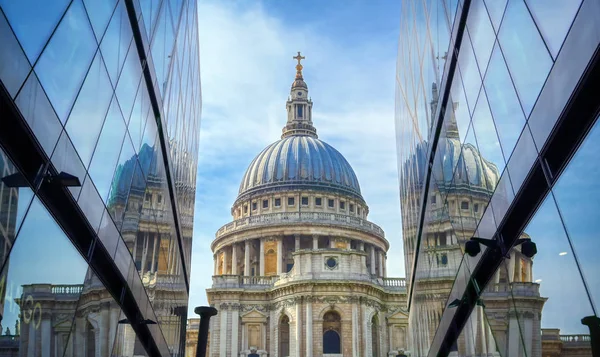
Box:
326;257;337;269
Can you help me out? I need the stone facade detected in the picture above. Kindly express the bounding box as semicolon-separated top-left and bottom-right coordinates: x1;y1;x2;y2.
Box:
204;54;409;357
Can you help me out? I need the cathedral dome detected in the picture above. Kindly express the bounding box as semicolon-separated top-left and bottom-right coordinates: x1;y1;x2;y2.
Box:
403;136;500;194
238;135;362;200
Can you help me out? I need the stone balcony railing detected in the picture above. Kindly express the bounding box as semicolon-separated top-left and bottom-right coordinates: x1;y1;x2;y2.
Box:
483;282;540;297
216;212;385;239
51;284;84;295
542;329;591;347
211;275;406;292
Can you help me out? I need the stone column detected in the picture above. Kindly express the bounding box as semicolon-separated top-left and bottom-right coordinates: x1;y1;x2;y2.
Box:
41;316;51;357
527;261;533;282
370;246;376;275
516;256;522;282
295;234;301;250
241;323;246;352
330;237;335;248
277;237;283;275
352;302;359;357
358;241;364;251
214;252;219;275
27;316;36;357
508;313;519;357
508;251;516;282
296;299;302;357
220;306;228;357
232;243;238;275
259;239;265;276
378;250;384;278
223;247;230;275
244;240;251;276
312;235;318;250
306;299;313;357
151;234;158;273
232;305;239;357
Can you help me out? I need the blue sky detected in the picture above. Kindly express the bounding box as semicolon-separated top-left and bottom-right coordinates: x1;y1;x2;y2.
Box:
189;0;403;310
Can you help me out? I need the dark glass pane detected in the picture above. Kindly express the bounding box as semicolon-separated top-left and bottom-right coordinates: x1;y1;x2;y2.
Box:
88;97;127;202
15;73;62;157
0;0;70;62
498;0;553;116
77;174;104;233
66;52;113;167
82;0;118;41
0;198;88;356
51;131;87;198
552;118;600;313
100;0;133;86
0;148;35;270
484;43;526;161
0;12;31;98
467;0;495;75
525;0;582;58
35;0;97;122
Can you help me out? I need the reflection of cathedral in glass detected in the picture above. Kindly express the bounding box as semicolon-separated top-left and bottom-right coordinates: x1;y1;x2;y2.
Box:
400;85;545;356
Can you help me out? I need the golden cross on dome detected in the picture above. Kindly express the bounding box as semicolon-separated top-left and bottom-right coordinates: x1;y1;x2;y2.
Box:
293;51;305;65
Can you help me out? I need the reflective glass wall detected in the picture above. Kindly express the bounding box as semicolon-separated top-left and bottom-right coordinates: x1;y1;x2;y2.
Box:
396;0;598;356
0;0;201;355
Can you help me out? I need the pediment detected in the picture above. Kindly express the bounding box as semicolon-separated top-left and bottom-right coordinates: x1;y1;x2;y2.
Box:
388;309;409;321
241;309;268;322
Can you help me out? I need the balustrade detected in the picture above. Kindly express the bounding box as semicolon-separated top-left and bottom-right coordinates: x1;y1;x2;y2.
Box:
216;212;385;238
51;284;84;295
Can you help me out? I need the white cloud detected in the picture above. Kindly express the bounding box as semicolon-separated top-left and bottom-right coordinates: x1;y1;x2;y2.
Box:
190;1;403;310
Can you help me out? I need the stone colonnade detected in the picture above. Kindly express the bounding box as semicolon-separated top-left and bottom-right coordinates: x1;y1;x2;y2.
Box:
213;234;387;278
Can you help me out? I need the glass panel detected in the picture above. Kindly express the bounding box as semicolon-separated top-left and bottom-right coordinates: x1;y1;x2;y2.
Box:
50;131;87;198
498;0;553;116
483;0;507;32
0;149;35;270
471;90;505;180
467;0;495;76
98;209;119;259
0;11;31;98
77;174;104;233
484;43;526;160
115;42;142;122
112;318;150;356
66;52;113;167
82;0;118;42
449;71;472;144
552;117;600;314
140;0;161;39
453;305;499;356
15;73;62;157
0;0;70;62
106;135;136;230
63;268;123;356
100;0;133;86
151;2;175;97
525;0;582;59
88;97;127;202
35;0;97;122
506;124;537;193
522;193;594;337
128;82;151;152
457;34;482;115
139;119;158;179
0;197;88;356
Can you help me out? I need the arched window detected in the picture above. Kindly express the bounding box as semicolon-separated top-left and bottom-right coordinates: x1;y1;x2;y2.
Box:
371;315;380;356
279;315;290;357
323;311;341;354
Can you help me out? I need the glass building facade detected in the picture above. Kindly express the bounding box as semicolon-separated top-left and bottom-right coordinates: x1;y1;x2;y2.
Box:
396;0;600;356
0;0;201;355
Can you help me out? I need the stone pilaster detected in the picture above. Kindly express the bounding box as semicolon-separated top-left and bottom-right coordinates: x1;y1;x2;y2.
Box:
232;243;238;275
244;240;251;276
220;305;228;357
260;239;265;276
277;238;283;275
223;247;230;275
352;302;359;357
312;235;318;250
295;298;302;357
306;299;313;357
231;305;239;357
